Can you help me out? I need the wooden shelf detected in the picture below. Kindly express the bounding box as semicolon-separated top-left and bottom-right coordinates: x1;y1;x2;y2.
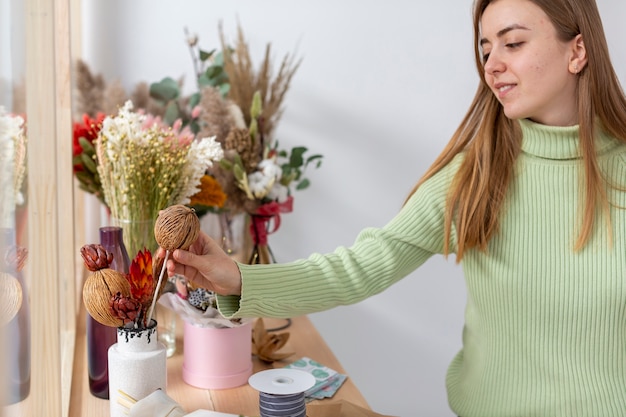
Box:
68;312;369;416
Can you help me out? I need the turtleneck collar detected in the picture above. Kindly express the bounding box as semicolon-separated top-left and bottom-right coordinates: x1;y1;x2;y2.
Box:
519;118;621;160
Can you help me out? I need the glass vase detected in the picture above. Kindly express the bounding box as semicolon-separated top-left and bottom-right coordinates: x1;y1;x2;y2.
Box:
1;228;30;404
86;226;131;399
108;319;166;417
111;218;157;260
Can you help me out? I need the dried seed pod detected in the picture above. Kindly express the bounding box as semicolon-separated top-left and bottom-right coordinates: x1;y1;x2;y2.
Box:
0;272;22;326
5;245;28;272
251;318;294;363
82;268;131;327
80;244;113;271
154;205;200;251
110;292;141;325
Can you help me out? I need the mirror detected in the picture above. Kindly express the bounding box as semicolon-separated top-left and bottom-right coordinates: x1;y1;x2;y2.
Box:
0;0;31;415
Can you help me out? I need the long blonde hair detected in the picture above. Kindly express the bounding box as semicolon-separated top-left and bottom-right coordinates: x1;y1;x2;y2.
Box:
407;0;626;261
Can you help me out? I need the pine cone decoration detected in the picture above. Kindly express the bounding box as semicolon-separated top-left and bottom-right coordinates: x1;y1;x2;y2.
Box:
80;244;113;271
212;126;265;214
110;292;141;325
224;128;261;173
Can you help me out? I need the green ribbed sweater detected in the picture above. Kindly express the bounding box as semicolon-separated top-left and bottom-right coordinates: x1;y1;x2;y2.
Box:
218;119;626;417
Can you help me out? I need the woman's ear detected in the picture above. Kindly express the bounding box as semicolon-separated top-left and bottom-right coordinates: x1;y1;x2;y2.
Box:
569;34;588;74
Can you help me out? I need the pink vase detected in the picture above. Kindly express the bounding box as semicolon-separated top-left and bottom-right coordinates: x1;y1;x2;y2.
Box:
182;320;253;389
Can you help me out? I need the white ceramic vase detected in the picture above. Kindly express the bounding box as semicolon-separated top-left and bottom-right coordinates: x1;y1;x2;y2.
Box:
108;320;167;417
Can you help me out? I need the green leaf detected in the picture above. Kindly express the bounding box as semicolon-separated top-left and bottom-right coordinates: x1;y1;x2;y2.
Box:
233;163;245;182
199;48;216;62
78;136;96;154
289;147;307;167
163;101;180;126
149;77;180;102
75;171;97;187
189;92;201;109
205;64;223;80
282;171;297;185
249;119;258;142
306;154;324;168
198;73;212;87
213;50;226;66
81;153;98;174
219;159;233;170
250;91;263;119
296;178;310;190
189;120;200;135
219;83;231;98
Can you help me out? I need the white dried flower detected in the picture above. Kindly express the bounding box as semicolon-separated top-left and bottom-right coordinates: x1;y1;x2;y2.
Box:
0;107;26;227
267;183;289;203
258;158;282;180
173;136;224;205
248;171;274;199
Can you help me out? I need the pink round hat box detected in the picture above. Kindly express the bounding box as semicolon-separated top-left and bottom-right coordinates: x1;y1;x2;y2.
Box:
182;320;253;389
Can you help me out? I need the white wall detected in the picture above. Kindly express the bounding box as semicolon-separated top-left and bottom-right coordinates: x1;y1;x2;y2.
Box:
81;1;626;416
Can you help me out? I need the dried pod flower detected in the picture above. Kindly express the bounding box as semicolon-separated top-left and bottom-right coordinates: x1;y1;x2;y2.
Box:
251;318;294;363
80;244;113;271
5;245;28;272
154;204;200;251
0;272;22;326
110;292;141;325
82;268;131;327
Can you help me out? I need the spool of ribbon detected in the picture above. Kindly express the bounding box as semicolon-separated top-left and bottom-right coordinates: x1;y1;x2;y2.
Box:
248;369;315;417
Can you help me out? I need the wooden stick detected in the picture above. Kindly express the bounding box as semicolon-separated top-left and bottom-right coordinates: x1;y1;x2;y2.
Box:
146;249;169;324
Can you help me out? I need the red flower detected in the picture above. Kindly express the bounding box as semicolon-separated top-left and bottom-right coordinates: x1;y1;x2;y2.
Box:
127;249;155;308
72;113;105;172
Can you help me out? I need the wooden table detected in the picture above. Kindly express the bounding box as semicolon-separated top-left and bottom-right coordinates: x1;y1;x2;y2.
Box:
68;314;369;416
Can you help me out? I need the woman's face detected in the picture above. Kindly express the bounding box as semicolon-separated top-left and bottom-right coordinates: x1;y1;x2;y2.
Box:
480;0;581;126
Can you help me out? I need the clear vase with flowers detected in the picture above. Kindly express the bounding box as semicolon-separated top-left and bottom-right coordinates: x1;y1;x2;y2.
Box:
95;100;223;258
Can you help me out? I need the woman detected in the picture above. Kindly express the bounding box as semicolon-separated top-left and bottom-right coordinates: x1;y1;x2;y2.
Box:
163;0;626;415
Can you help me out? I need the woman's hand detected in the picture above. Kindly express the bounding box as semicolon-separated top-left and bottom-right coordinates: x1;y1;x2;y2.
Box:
156;230;242;296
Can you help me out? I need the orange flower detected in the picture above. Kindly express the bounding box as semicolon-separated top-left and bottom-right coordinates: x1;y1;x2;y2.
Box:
189;174;227;208
127;249;155;308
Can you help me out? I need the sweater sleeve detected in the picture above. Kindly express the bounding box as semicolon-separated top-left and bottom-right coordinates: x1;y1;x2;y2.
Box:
217;160;458;319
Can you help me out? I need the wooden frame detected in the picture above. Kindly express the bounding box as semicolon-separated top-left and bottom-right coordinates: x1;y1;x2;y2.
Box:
18;0;78;415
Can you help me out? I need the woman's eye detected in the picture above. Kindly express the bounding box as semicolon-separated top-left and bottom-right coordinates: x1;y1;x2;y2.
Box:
506;42;523;49
482;52;491;63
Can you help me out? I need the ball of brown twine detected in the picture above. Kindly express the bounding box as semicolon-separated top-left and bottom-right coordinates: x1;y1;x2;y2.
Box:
82;269;131;327
154;205;200;251
0;272;22;326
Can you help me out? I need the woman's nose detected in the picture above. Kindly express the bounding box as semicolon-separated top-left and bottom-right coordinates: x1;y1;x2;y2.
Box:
484;52;505;75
